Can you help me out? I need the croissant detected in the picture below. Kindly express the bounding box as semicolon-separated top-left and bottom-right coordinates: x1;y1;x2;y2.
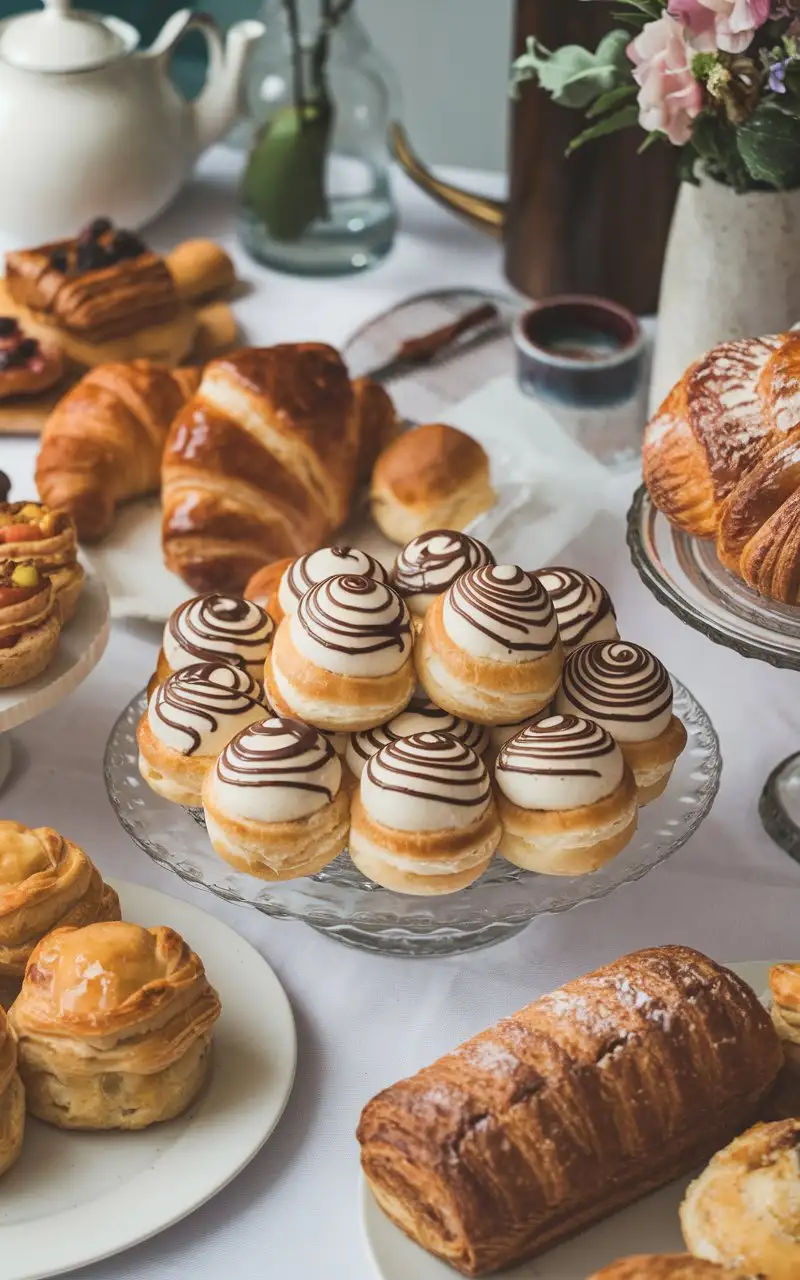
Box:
36;360;201;542
642;332;800;602
161;344;374;594
357;945;781;1277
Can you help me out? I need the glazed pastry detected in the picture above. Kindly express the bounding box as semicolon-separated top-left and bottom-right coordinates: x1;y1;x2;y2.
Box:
36;360;200;542
0;501;83;623
9;921;220;1130
266;574;415;732
0;560;61;689
0;821;120;1008
764;962;800;1118
157;593;274;685
0;1004;24;1178
415;564;563;725
353;376;400;483
349;731;501;895
358;946;782;1277
165;238;235;303
137;662;267;807
587;1258;745;1280
0;317;63;399
681;1119;800;1280
557;641;687;804
203;717;350;881
495;715;638;875
371;423;496;545
392;529;494;618
346;697;489;782
535;567;618;652
274;546;389;626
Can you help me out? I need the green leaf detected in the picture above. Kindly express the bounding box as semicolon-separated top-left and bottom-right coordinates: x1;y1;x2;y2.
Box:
587;83;637;118
638;129;665;153
737;103;800;188
565;103;640;154
511;30;631;109
241;103;333;241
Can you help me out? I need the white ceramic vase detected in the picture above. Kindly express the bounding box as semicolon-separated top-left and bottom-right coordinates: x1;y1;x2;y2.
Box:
649;176;800;412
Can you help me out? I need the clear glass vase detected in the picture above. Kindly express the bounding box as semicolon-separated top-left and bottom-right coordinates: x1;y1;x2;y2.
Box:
237;0;398;276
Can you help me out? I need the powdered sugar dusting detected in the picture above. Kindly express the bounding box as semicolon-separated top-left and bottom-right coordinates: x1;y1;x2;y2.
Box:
459;1039;520;1075
644;411;685;449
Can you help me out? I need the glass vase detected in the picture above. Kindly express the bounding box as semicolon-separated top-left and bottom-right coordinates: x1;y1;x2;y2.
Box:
237;0;398;276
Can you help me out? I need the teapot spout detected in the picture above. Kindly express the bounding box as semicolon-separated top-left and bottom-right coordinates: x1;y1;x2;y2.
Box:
191;18;265;155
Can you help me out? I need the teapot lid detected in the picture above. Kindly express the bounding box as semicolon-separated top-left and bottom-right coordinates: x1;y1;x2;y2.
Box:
0;0;134;72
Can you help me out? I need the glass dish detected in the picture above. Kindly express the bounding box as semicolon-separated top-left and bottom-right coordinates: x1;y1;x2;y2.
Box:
105;680;720;957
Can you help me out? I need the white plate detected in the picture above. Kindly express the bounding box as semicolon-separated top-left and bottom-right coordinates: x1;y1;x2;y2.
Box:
0;878;297;1280
361;961;770;1280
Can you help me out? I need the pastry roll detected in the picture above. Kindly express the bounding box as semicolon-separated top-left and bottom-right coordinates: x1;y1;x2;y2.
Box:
350;731;500;894
557;641;687;804
0;560;61;688
535;567;618;652
0;1004;24;1178
587;1258;745;1280
346;697;489;782
681;1119;800;1279
415;564;563;725
157;592;274;685
0;822;120;1008
266;574;415;732
0;501;83;623
9;921;221;1130
273;545;389;625
203;717;350;881
358;946;782;1277
137;661;267;807
392;529;494;619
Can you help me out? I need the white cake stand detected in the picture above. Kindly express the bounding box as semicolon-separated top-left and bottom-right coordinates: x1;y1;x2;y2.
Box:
0;570;110;791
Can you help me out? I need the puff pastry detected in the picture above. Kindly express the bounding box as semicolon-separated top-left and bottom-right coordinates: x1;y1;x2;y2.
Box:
0;822;120;1008
0;1004;24;1178
10;921;221;1130
587;1259;745;1280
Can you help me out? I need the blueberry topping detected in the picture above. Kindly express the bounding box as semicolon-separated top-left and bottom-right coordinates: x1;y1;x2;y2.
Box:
0;472;10;503
49;249;69;273
111;230;145;259
76;241;111;272
0;318;19;338
17;338;39;362
0;352;11;371
80;216;113;243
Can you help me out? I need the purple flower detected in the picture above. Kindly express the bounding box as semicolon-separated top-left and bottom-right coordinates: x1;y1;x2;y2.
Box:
770;58;789;91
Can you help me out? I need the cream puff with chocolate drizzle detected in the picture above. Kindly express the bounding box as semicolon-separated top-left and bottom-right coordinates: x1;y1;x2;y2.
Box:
137;662;267;807
349;731;501;895
265;574;415;732
0;559;61;688
274;546;389;625
556;640;687;804
156;593;274;684
346;697;489;784
415;564;563;725
392;529;494;619
202;717;350;880
535;567;618;653
495;714;638;875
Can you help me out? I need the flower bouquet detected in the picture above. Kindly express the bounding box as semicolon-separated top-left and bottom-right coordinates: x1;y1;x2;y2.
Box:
512;0;800;191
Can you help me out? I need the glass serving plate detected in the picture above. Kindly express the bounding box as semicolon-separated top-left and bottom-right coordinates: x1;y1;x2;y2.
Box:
105;682;720;958
627;484;800;859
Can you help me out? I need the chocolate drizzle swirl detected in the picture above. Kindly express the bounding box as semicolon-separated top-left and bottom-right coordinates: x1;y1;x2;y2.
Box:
560;641;671;725
349;699;488;771
152;662;263;756
498;714;616;779
216;717;337;799
446;564;558;654
535;567;616;648
393;530;494;599
168;594;273;667
365;731;491;808
296;574;411;658
283;547;388;608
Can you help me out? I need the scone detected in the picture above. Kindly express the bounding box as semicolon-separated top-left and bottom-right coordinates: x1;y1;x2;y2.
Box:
0;821;120;1008
157;592;274;684
346;697;489;783
203;717;350;881
137;661;267;807
535;567;618;653
392;529;494;619
265;574;415;732
0;560;61;688
681;1119;800;1279
9;921;221;1130
271;545;389;626
495;714;638;875
415;564;563;725
0;500;83;623
349;730;501;895
557;640;687;804
0;1003;24;1178
587;1258;746;1280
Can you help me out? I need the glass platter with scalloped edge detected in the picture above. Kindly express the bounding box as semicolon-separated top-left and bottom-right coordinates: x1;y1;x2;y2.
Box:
627;483;800;860
104;676;720;958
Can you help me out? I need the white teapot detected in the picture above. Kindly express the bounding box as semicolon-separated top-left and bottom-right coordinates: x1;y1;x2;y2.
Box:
0;0;264;244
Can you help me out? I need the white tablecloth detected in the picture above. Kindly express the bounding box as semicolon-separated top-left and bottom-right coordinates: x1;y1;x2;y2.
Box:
3;148;800;1280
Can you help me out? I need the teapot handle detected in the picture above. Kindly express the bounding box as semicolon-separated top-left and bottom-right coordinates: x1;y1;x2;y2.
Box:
148;9;226;153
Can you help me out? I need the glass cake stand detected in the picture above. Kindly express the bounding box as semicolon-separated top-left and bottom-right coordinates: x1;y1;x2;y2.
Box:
105;682;720;957
627;484;800;859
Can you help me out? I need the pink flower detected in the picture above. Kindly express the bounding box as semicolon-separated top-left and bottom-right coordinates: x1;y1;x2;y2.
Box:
668;0;771;53
628;16;704;146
